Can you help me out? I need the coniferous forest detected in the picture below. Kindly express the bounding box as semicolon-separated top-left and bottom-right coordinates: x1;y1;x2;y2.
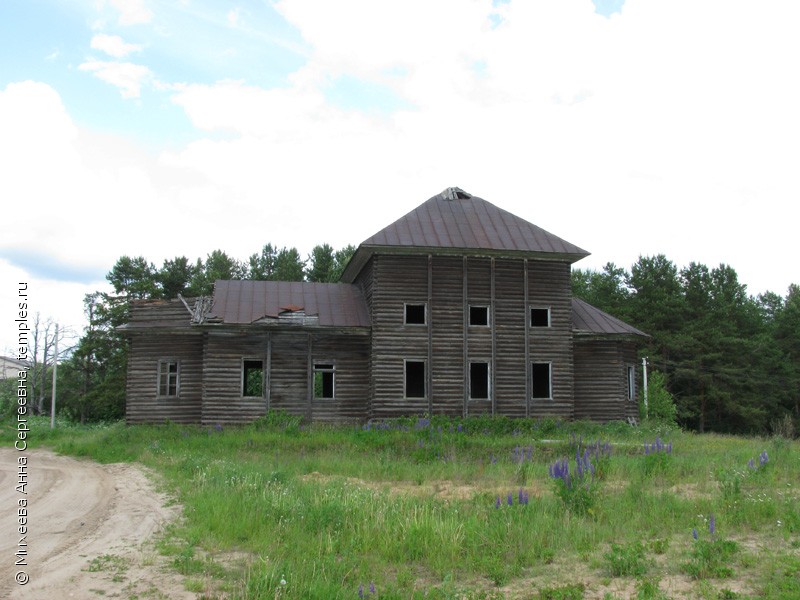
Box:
6;247;798;436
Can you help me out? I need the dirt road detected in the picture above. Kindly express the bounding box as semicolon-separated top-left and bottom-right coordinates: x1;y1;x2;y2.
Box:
0;448;194;599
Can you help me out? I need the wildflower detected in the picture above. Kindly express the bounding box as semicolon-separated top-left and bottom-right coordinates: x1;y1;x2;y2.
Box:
280;575;287;586
747;458;756;470
692;528;698;540
495;496;501;509
759;450;769;466
370;582;376;594
709;514;716;536
507;492;513;506
358;584;364;599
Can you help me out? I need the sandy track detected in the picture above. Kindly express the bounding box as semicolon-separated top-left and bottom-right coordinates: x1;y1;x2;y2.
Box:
0;448;194;599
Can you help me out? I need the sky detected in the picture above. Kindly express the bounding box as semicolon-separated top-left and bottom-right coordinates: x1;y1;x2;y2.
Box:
1;0;799;355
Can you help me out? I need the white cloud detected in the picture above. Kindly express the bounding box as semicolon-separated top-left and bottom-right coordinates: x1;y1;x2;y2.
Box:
109;0;153;25
78;59;152;98
90;33;143;58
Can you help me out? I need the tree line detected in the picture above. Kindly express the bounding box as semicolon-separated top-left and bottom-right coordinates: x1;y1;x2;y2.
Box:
573;255;799;435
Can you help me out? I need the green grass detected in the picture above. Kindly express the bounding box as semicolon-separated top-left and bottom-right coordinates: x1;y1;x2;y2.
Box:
3;415;798;598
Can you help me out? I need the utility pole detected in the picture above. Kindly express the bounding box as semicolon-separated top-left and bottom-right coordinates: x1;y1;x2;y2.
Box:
51;323;58;429
642;356;649;419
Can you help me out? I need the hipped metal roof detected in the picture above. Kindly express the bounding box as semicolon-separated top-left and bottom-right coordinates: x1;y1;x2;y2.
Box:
341;187;589;282
571;298;649;337
206;280;371;328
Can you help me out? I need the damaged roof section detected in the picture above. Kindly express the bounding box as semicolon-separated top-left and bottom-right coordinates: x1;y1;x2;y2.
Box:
205;280;371;328
571;298;649;338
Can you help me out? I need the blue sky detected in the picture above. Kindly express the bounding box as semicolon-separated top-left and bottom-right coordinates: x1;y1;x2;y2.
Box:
1;0;798;353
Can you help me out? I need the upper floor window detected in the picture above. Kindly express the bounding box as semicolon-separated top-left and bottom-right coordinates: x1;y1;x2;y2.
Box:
158;359;179;397
405;303;427;325
530;307;551;327
314;362;335;399
469;305;490;327
242;359;264;398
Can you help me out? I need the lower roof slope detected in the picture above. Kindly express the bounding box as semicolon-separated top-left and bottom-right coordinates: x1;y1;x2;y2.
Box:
571;298;649;338
206;280;370;328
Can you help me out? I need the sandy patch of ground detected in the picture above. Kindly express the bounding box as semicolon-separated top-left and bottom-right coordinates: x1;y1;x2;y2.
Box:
0;448;192;599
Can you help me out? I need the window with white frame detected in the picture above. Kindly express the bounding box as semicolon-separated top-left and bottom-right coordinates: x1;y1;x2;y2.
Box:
469;305;490;327
314;362;335;399
158;359;179;397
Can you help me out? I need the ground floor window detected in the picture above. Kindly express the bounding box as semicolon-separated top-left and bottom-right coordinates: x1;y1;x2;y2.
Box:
314;362;335;399
158;359;179;397
469;362;490;399
242;359;264;397
531;362;552;399
627;365;635;401
405;360;426;398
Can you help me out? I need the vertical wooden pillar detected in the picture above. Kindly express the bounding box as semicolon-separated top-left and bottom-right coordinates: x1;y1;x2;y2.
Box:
427;254;433;415
462;255;469;418
266;332;272;412
306;333;313;422
490;257;496;416
524;259;530;417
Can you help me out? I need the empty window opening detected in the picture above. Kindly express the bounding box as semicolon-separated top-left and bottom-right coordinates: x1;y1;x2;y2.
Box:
470;362;490;400
530;307;551;327
469;305;489;327
158;360;179;397
531;362;552;399
405;360;426;398
314;363;335;399
627;366;635;401
405;304;427;325
242;359;264;397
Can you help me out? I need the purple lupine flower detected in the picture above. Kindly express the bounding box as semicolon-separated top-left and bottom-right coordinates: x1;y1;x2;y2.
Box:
358;583;365;599
692;528;698;540
507;492;513;506
518;488;525;504
370;582;375;595
747;458;756;470
760;450;769;466
495;496;501;509
709;514;715;536
457;424;463;433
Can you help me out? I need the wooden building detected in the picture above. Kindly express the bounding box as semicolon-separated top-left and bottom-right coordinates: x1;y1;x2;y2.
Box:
123;188;647;425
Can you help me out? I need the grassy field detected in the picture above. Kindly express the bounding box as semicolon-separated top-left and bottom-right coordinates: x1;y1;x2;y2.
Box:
5;414;799;599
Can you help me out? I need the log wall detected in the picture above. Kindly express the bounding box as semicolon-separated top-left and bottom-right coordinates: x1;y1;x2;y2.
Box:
125;333;204;424
573;338;639;422
200;329;370;425
368;253;575;419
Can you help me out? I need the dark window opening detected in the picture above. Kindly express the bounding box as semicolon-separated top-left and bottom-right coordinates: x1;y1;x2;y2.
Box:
314;363;335;399
469;305;489;327
627;366;635;401
405;360;426;398
242;359;264;397
470;362;490;399
405;304;426;325
530;307;550;327
158;360;179;397
531;362;552;399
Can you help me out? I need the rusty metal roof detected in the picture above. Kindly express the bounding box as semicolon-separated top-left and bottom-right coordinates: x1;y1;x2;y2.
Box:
342;188;589;281
571;298;648;337
365;188;588;255
207;280;370;327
